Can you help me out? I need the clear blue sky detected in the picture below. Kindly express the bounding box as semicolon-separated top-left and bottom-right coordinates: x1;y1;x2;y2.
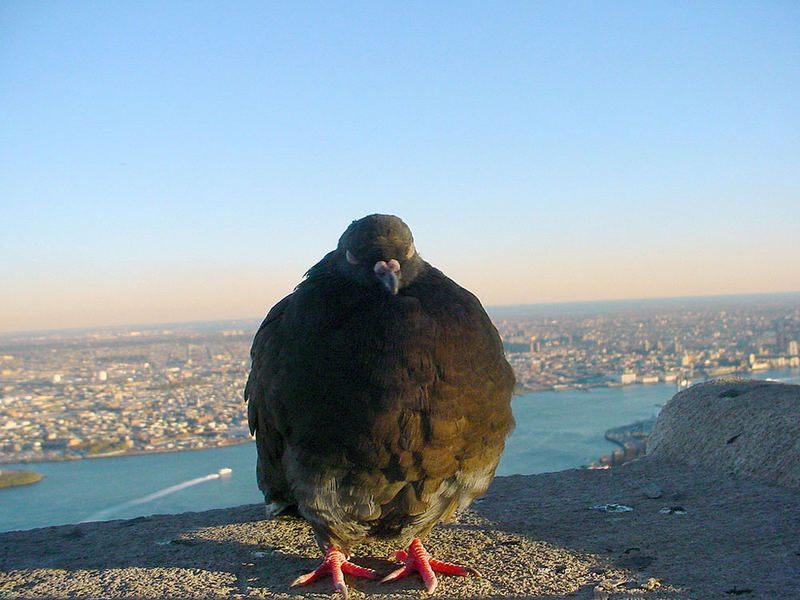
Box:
2;1;799;332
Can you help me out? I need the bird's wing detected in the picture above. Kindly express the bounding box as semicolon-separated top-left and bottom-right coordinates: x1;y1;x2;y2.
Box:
245;293;294;508
245;294;291;430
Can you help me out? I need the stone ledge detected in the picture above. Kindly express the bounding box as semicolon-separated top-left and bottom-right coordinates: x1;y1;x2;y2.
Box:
2;457;799;599
648;378;800;488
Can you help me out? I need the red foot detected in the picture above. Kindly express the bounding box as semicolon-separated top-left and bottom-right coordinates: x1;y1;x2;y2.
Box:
290;546;377;598
381;538;479;594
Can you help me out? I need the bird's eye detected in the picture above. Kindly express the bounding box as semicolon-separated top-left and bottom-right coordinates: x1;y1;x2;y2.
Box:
406;244;415;259
346;250;359;265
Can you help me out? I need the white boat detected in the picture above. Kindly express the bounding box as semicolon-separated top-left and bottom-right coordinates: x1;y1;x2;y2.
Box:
218;468;232;476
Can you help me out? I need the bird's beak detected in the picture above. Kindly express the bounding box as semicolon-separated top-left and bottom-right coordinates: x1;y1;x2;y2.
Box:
374;259;401;295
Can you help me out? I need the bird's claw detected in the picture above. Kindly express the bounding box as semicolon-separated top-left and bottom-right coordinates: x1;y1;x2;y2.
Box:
290;547;377;598
380;538;478;593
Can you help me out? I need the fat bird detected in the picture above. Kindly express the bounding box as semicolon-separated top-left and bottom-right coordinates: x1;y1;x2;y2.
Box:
245;214;514;596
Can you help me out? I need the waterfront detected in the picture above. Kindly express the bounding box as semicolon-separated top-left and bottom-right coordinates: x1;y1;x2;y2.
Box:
3;294;798;465
3;368;797;533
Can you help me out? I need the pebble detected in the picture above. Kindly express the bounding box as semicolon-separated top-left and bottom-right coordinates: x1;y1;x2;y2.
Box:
590;503;633;513
659;506;687;515
641;577;662;590
643;483;663;499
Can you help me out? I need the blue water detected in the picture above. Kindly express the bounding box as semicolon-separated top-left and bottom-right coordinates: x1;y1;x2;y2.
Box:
3;369;797;532
1;443;262;532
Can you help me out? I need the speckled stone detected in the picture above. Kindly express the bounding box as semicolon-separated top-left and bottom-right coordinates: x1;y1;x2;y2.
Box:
647;378;800;488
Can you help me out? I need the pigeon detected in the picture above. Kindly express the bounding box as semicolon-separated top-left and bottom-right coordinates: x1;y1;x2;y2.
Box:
245;214;515;596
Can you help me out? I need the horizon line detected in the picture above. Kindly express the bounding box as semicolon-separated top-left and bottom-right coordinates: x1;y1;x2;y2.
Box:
2;290;799;338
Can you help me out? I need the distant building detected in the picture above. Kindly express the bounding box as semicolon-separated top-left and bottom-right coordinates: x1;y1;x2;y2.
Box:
748;353;769;370
607;371;637;384
789;340;799;357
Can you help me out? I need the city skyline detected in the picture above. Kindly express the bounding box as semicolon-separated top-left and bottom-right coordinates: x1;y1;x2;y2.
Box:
2;2;799;333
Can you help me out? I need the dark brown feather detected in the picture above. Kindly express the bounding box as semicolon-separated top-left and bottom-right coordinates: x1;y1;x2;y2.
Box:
245;215;514;552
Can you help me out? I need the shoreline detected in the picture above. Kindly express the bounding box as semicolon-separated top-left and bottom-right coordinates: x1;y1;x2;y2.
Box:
0;437;253;468
4;368;797;468
588;418;655;468
515;365;799;394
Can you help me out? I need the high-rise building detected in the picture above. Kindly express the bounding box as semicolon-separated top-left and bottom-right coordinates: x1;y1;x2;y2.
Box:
776;320;788;350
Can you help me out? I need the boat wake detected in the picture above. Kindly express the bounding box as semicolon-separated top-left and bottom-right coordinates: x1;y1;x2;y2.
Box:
82;472;222;523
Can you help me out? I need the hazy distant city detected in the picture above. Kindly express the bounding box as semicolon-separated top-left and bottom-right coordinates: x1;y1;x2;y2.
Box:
1;296;798;465
497;297;800;391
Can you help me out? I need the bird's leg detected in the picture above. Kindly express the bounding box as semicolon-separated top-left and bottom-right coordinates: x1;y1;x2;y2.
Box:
290;546;377;598
381;538;479;594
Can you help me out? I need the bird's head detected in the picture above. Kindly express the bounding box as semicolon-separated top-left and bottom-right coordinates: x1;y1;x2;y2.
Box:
336;214;423;295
